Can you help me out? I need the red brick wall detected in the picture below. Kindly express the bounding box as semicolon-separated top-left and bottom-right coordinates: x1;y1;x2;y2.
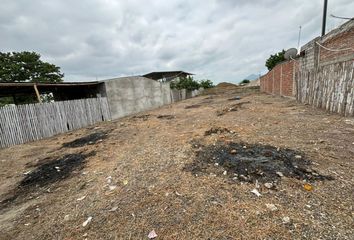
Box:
319;27;354;63
260;60;296;97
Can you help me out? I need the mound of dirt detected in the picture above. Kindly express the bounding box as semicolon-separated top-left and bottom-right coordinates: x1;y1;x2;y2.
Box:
216;82;238;88
184;141;333;185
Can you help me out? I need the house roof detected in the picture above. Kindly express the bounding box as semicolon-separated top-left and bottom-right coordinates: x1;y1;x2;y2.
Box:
0;81;99;87
0;81;101;97
142;71;194;80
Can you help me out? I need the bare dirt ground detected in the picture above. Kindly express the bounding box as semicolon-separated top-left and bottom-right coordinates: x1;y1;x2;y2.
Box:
0;87;353;239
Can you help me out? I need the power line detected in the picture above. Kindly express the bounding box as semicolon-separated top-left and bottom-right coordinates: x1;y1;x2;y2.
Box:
330;14;353;20
316;41;354;52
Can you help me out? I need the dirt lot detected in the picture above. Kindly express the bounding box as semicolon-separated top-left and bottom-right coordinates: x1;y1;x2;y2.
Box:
0;87;353;239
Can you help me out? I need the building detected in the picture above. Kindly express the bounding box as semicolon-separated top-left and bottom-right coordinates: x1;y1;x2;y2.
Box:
0;81;103;104
142;71;194;82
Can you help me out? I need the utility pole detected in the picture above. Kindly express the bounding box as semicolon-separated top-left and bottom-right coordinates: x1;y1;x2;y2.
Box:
322;0;328;36
297;26;302;52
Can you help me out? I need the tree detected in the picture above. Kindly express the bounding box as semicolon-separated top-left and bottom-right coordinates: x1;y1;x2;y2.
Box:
170;76;200;91
265;50;285;71
0;51;64;82
240;79;250;84
199;79;214;89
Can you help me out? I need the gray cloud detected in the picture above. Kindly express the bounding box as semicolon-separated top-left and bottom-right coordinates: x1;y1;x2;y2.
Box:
1;0;353;83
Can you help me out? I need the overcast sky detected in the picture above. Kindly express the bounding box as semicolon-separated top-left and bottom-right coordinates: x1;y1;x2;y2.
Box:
1;0;353;83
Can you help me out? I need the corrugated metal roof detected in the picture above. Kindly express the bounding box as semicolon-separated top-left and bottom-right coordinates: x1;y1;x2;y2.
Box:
0;81;100;87
142;71;194;80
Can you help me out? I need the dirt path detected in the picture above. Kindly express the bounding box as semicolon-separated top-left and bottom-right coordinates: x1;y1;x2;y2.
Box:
0;89;353;239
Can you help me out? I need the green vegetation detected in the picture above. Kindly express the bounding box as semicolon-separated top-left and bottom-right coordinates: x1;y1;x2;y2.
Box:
170;76;214;90
265;49;285;71
0;51;64;82
199;79;214;89
240;79;250;84
0;51;64;106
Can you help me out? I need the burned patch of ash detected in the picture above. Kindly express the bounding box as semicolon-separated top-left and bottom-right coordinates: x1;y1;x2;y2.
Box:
62;131;108;148
0;152;94;210
204;127;234;136
185;104;201;109
184;141;333;184
20;152;94;188
157;115;175;120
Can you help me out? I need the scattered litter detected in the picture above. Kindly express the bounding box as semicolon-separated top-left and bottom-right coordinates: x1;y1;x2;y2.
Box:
107;176;112;184
304;183;313;191
123;180;128;185
175;191;182;196
276;172;284;177
148;230;158;239
282;216;290;224
82;216;92;227
266;204;278;211
64;215;70;221
109;206;118;212
230;149;237;154
264;182;273;189
255;180;260;189
223;171;227;175
295;155;302;159
251;189;261;197
228;96;241;101
108;185;117;191
77;196;86;201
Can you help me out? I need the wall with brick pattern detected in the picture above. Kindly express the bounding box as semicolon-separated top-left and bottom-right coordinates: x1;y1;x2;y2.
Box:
260;60;296;97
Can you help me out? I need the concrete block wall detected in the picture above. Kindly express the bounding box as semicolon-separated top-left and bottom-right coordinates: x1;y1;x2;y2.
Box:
171;88;204;103
260;60;296;97
295;19;354;116
101;76;204;120
299;38;320;71
101;76;171;119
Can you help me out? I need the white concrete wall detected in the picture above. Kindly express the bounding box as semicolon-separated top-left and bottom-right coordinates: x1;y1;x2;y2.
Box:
101;76;204;120
102;76;171;119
